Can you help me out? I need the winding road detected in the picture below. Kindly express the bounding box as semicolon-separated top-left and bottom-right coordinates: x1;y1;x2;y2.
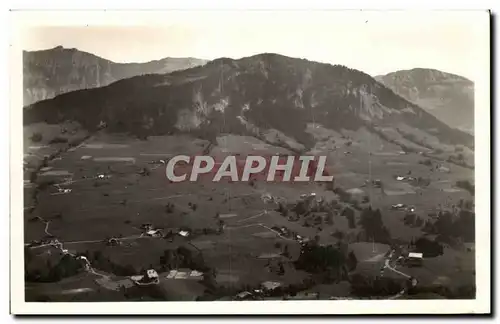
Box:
381;250;414;299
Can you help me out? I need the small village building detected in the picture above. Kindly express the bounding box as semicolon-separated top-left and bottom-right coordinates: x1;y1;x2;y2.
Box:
146;229;163;238
391;203;406;210
174;270;189;279
261;281;282;292
189;270;204;280
166;270;178;279
178;230;190;238
235;291;253;300
146;269;159;280
106;238;120;246
406;252;423;267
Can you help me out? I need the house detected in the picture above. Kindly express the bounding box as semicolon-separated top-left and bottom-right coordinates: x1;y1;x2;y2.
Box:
106;238;120;246
178;230;190;238
166;270;178;279
146;269;159;280
146;229;163;238
261;281;282;291
131;269;160;285
235;291;253;300
174;270;190;279
406;252;423;267
189;270;204;280
261;193;274;203
391;203;406;210
134;269;160;285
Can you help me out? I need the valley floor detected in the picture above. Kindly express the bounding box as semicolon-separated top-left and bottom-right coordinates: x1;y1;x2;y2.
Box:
23;129;475;301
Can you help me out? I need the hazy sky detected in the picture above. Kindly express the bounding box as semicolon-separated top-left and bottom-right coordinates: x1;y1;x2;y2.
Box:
20;11;488;81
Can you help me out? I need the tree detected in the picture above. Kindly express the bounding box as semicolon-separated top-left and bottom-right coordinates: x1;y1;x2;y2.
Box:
358;207;390;243
325;212;334;225
278;262;285;276
294;244;348;278
276;202;288;217
415;237;444;257
342;207;356;229
30;132;43;143
332;230;344;241
283;245;290;258
347;251;358;271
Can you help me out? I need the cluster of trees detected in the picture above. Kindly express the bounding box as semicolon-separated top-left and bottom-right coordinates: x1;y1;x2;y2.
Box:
419;159;433;166
333;187;353;204
413;237;444;257
447;155;473;169
458;198;474;210
30;132;43;143
358;207;391;244
397;129;435;151
407;283;475;299
294;242;357;283
409;177;431;187
277;197;339;228
350;273;406;297
341;207;356;229
48;136;68;144
158;246;209;272
25;248;84;283
422;208;475;243
85;250;137;276
456;180;475;196
404;213;424;228
165;202;175;213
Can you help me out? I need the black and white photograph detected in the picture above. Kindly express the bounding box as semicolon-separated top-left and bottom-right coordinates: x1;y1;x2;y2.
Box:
9;10;491;315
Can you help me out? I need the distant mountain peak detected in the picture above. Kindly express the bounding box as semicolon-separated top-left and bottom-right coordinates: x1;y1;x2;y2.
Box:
23;47;208;105
376;68;474;134
378;68;473;84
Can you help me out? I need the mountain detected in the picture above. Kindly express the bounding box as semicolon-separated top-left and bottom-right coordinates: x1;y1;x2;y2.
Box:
23;46;208;106
375;69;474;134
24;53;473;151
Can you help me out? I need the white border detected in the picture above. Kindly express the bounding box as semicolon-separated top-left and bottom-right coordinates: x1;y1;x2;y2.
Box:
9;10;491;315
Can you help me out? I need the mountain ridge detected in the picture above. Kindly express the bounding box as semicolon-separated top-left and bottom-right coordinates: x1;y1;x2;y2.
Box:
24;53;473;151
23;46;208;106
375;68;474;134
